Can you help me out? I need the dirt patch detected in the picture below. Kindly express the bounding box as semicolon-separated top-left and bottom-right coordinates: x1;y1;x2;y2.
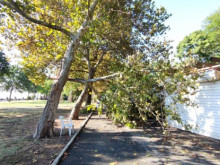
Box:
142;124;220;164
0;101;89;165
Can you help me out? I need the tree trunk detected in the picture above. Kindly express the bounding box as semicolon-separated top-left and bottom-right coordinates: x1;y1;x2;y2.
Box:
69;85;88;120
68;90;73;102
33;40;76;139
32;0;99;139
8;88;13;102
86;87;92;105
86;68;95;106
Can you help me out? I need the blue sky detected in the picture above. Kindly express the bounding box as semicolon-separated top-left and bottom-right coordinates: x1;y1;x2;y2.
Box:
155;0;220;51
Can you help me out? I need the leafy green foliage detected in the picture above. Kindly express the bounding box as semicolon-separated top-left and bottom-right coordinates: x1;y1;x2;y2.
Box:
204;7;220;58
178;7;220;62
96;0;199;130
0;0;171;85
101;52;199;130
177;30;215;62
205;8;220;42
0;65;37;100
62;82;81;102
36;80;53;96
0;51;9;76
0;0;95;84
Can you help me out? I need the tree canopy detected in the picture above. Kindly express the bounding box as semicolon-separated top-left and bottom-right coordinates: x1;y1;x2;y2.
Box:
177;30;215;62
1;0;170;84
0;0;199;138
205;8;220;43
177;7;220;62
0;65;36;101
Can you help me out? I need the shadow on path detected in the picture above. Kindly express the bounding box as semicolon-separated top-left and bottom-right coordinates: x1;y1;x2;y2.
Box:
60;115;220;165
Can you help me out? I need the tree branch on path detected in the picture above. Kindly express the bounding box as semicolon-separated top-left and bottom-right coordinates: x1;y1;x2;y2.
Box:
50;72;120;84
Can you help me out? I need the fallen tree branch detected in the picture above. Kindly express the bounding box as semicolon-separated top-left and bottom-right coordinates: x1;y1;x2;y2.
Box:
50;72;120;84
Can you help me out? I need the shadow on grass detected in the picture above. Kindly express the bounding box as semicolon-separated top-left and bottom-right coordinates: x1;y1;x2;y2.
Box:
0;101;91;165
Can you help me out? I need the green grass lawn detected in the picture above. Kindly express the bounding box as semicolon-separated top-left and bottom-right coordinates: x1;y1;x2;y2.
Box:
0;100;75;108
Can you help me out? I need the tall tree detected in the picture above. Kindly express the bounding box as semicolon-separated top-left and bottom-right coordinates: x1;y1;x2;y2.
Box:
94;1;200;131
0;0;99;139
205;7;220;43
68;0;171;119
0;65;34;101
177;7;220;62
177;30;215;62
204;7;220;58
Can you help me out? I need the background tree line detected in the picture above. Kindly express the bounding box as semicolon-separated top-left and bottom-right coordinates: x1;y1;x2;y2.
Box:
177;8;220;62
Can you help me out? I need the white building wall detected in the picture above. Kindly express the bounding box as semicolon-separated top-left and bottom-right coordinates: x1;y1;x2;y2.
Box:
166;70;220;140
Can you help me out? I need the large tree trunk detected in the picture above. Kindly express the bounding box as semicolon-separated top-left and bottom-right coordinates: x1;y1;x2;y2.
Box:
70;68;96;120
33;40;76;139
33;0;99;139
69;85;88;120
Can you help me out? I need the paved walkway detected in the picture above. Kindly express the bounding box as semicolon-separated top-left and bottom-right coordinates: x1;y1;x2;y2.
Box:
60;114;158;165
60;114;220;165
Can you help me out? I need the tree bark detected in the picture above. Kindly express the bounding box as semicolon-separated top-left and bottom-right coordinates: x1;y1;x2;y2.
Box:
86;87;92;105
50;73;120;84
33;40;76;139
69;67;96;119
69;85;88;120
86;68;95;106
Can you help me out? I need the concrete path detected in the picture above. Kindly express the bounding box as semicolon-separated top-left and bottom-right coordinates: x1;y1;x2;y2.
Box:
59;114;220;165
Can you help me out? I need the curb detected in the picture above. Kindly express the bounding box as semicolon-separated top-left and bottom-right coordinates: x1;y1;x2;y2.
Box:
51;112;93;165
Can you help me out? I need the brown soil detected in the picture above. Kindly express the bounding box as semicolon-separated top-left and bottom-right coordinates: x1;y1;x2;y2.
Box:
0;106;89;165
142;124;220;164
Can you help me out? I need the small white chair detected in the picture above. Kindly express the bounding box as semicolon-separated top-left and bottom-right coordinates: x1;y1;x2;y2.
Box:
59;116;74;136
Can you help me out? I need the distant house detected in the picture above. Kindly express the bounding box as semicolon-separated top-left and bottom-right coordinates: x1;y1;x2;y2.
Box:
166;65;220;140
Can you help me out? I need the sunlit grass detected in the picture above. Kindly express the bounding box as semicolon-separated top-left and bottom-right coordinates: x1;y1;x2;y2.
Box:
0;100;75;109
